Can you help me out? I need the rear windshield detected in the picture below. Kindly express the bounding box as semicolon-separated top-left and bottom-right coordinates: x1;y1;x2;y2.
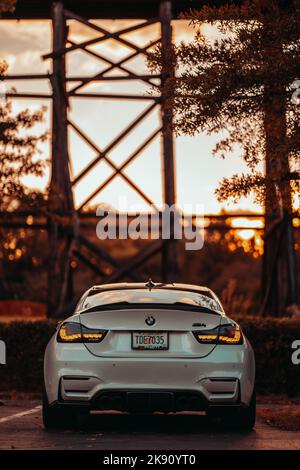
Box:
79;289;223;314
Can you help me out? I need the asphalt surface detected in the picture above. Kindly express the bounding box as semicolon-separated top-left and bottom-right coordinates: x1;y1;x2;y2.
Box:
0;400;299;450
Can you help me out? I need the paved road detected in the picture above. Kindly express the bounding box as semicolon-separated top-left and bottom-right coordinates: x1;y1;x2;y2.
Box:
0;400;299;450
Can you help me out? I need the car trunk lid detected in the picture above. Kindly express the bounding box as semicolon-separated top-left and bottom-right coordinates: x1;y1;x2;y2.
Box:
79;307;222;358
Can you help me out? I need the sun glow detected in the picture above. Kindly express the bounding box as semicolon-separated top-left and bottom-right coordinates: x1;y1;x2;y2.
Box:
222;217;265;256
237;229;256;241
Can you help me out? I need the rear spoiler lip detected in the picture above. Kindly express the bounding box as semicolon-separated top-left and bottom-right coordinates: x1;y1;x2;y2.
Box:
79;304;223;316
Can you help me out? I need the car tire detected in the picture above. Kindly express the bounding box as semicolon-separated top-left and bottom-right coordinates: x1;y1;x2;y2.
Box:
229;390;256;431
42;392;76;430
210;390;256;431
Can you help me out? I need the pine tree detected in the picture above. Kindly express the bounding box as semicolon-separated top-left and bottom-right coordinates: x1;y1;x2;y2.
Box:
149;0;300;315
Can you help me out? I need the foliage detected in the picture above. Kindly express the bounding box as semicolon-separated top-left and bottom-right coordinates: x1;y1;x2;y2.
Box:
0;321;55;391
234;314;300;395
0;64;48;212
0;51;48;295
0;0;48;210
0;0;16;14
149;0;300;208
1;316;300;394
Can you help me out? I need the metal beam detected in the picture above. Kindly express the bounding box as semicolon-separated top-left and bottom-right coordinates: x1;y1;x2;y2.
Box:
68;39;161;94
70;102;157;186
43;18;158;60
68;119;156;209
1;1;242;20
78;128;162;211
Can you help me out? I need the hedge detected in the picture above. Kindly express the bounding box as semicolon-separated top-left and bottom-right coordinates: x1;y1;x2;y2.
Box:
0;321;56;392
0;317;300;394
235;315;300;395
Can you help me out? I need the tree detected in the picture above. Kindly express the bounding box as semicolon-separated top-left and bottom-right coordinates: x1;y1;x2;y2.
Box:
149;0;300;315
0;61;48;297
0;67;47;208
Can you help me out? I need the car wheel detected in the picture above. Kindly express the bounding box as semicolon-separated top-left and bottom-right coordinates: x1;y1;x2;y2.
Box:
238;390;256;430
42;392;76;430
209;390;256;431
228;390;256;431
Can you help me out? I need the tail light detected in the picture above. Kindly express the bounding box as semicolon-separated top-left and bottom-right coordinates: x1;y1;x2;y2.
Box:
193;323;243;345
57;322;107;343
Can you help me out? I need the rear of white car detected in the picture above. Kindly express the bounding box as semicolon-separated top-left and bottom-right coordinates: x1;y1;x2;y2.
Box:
43;283;255;429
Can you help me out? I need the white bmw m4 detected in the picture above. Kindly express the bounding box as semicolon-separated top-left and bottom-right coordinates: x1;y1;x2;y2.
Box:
43;282;255;429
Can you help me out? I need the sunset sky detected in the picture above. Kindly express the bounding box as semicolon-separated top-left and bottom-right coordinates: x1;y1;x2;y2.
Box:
0;18;261;214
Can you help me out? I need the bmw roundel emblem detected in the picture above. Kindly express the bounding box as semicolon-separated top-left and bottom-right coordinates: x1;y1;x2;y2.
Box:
145;315;156;326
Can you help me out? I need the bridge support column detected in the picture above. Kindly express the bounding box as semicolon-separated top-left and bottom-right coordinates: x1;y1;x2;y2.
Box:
47;2;77;317
160;0;178;282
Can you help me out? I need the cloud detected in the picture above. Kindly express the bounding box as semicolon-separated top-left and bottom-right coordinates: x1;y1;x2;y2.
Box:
0;20;50;72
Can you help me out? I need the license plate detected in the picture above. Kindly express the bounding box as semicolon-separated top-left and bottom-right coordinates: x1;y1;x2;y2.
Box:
132;332;169;350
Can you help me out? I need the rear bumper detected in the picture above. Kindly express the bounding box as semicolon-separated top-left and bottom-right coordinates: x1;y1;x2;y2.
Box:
44;336;255;408
52;388;245;413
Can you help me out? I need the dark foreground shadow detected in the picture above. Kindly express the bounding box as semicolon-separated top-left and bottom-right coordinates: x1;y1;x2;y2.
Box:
66;412;254;435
